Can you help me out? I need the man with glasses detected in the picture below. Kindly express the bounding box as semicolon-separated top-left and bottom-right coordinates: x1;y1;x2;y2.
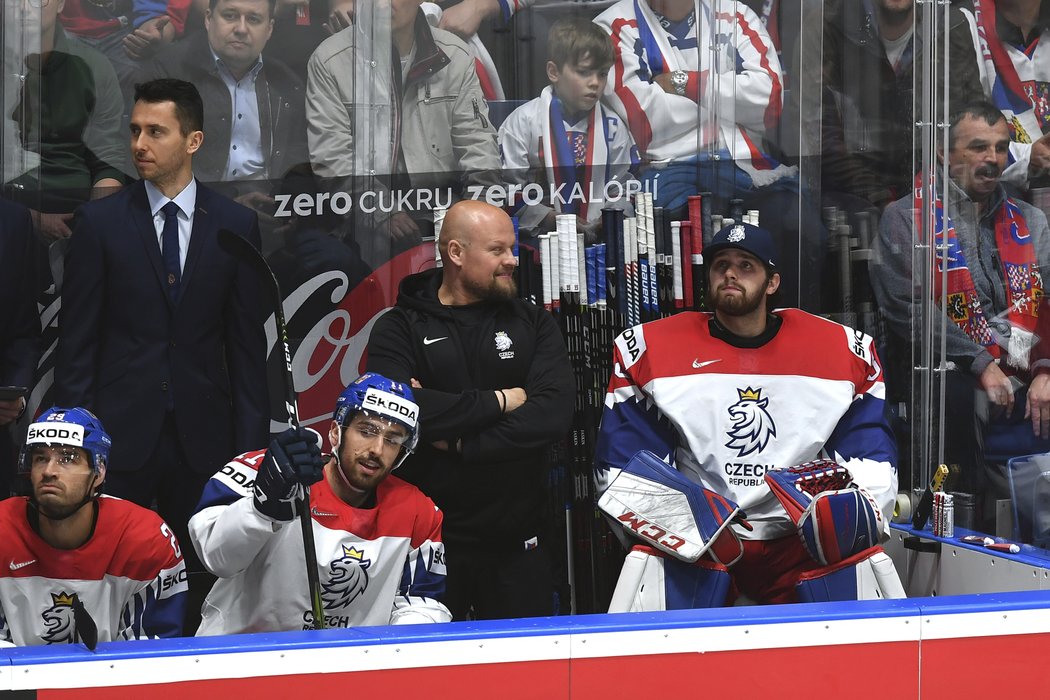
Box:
0;407;186;645
189;373;450;634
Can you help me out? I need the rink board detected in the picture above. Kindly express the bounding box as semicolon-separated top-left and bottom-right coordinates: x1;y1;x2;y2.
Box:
0;591;1049;698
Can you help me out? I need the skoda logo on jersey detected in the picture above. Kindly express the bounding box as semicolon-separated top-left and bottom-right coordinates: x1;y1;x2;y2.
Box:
725;387;777;458
40;591;79;645
495;331;515;359
321;545;371;612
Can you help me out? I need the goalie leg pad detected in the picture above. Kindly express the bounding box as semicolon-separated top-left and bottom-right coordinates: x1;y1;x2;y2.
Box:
598;450;748;565
608;545;732;613
795;546;906;603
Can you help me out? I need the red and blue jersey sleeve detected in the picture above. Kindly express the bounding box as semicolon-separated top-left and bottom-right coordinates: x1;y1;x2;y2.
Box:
594;324;679;493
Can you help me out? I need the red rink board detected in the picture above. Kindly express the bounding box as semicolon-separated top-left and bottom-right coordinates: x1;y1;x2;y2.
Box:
9;592;1050;699
37;660;573;700
920;632;1050;697
572;642;919;698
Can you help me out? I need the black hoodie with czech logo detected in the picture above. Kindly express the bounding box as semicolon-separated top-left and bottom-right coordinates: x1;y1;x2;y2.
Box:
365;268;574;549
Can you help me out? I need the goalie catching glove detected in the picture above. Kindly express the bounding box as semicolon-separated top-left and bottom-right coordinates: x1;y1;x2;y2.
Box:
764;459;882;566
253;427;326;522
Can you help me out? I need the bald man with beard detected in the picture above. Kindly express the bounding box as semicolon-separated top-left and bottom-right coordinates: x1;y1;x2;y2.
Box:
365;201;574;621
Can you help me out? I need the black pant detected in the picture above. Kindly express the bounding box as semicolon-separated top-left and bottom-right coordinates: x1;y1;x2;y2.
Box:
443;541;553;621
104;412;214;634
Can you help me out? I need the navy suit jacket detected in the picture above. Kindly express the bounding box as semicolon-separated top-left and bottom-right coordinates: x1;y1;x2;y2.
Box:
55;180;269;475
0;200;39;488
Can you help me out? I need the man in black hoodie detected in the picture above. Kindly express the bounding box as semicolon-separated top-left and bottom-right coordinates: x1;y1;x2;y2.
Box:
366;200;574;620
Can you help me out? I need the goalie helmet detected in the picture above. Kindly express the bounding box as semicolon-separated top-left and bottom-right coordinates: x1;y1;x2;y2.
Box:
19;407;112;475
334;373;420;464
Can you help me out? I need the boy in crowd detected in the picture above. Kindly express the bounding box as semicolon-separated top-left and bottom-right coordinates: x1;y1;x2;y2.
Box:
497;17;637;244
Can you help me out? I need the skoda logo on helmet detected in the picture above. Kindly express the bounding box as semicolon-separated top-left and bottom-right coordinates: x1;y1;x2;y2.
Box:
26;425;85;446
362;388;418;427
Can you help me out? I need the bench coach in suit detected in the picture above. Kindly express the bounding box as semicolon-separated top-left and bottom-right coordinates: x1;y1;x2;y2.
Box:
54;79;269;626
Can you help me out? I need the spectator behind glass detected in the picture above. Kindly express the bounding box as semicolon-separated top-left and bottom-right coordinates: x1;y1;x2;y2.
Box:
58;0;189;108
4;0;125;247
593;0;795;213
791;0;980;213
142;0;308;251
872;102;1050;530
593;0;828;310
497;16;638;248
957;0;1050;189
306;0;501;268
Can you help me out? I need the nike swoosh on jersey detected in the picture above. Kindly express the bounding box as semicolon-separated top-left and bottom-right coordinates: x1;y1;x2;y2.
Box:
422;336;448;346
9;559;35;570
692;359;721;369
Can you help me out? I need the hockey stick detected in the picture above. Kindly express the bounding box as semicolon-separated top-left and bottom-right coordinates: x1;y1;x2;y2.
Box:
71;594;98;651
217;229;326;631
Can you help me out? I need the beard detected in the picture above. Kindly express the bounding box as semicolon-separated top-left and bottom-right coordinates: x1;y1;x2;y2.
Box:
464;271;518;302
34;488;92;520
707;283;766;317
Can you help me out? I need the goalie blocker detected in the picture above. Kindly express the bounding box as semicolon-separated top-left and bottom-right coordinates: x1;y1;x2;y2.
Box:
599;452;904;608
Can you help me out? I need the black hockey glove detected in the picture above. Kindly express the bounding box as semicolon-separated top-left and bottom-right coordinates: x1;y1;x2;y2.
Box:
253;427;326;521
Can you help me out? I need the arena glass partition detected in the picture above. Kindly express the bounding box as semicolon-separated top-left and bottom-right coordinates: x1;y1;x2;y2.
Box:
917;0;1050;568
2;0;1049;636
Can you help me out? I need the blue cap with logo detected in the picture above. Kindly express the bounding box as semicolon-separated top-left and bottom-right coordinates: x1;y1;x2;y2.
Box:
705;223;778;269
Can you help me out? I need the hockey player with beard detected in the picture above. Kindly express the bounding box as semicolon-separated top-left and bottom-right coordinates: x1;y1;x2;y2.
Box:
0;407;187;645
594;223;898;605
189;373;450;634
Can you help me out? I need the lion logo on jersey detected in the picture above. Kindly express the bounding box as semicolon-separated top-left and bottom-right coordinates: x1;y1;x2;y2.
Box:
321;545;371;610
41;591;79;644
495;331;514;359
725;387;777;458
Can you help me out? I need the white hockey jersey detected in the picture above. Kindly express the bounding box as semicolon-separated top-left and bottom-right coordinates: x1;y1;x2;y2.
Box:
594;309;898;540
0;496;187;645
190;450;450;636
960;1;1050;184
593;0;789;183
